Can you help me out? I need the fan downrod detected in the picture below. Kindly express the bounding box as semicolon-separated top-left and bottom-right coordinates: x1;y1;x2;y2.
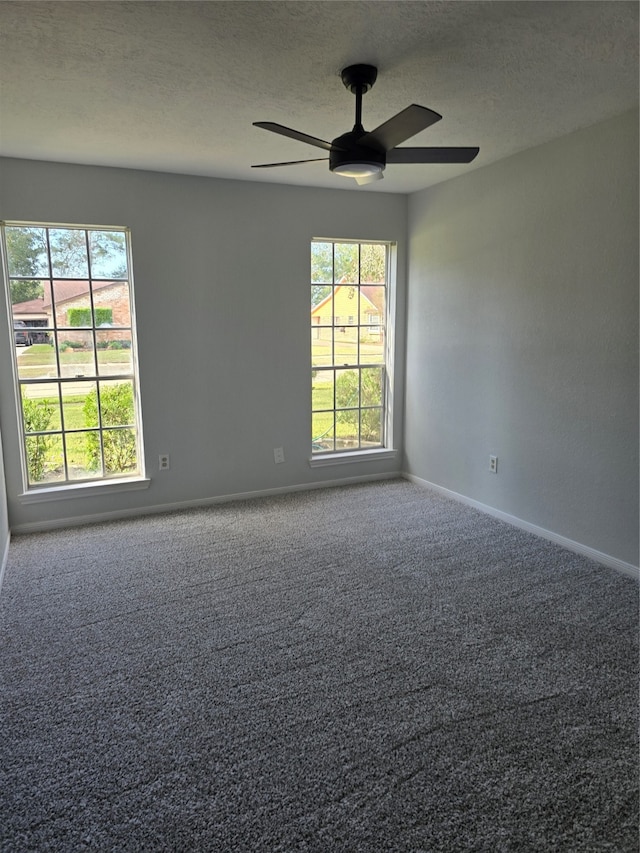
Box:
340;64;378;94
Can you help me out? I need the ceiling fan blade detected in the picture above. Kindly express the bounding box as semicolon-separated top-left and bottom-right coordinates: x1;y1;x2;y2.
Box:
354;171;384;186
253;122;335;152
252;158;329;168
359;105;442;152
386;147;480;164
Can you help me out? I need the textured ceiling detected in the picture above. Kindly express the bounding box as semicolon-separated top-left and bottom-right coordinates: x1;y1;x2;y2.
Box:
0;1;637;194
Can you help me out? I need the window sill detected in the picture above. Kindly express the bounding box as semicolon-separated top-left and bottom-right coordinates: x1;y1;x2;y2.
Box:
308;448;397;468
18;476;151;504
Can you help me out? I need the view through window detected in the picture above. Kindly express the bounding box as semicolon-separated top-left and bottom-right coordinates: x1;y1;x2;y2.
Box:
311;240;389;454
1;222;144;488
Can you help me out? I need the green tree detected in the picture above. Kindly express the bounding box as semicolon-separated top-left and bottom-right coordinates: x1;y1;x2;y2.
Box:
49;228;127;278
48;228;89;276
89;230;128;278
359;243;386;283
10;280;44;305
5;226;127;297
311;285;331;307
311;242;333;283
311;241;386;288
5;226;47;304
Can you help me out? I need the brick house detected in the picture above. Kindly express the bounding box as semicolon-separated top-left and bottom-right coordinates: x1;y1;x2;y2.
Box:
12;280;131;343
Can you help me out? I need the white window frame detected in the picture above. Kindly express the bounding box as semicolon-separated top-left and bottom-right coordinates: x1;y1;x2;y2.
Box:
1;220;148;498
310;238;397;467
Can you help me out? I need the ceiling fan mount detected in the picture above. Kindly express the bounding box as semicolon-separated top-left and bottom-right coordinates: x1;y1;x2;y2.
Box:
340;63;378;95
252;64;479;186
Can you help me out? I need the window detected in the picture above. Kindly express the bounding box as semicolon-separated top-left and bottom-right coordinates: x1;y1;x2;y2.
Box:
311;239;390;455
1;222;145;490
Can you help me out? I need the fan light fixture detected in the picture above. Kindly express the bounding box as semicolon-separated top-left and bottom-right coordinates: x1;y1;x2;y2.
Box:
332;162;384;179
252;64;479;185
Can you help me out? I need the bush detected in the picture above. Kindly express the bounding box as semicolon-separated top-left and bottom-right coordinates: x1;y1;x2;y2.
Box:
336;369;383;442
21;394;54;482
68;307;113;327
67;307;91;327
83;384;136;474
95;340;131;350
60;340;85;350
95;308;114;327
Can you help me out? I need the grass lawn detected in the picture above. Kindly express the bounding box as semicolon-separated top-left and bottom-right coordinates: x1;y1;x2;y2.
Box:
60;397;86;430
18;344;131;380
19;344;131;363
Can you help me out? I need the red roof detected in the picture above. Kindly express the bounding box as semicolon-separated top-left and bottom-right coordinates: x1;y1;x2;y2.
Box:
12;280;119;314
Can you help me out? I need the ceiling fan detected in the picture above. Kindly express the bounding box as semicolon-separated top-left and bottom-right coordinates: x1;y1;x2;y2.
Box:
252;64;479;185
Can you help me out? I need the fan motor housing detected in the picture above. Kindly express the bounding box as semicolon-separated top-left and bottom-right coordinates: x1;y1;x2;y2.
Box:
329;131;386;174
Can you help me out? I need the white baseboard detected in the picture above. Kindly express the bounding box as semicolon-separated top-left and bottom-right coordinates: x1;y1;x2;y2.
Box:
404;474;639;581
10;472;638;581
9;471;401;535
0;528;10;597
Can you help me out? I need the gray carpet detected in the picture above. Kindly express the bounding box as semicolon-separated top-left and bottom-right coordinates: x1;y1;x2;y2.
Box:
1;479;637;852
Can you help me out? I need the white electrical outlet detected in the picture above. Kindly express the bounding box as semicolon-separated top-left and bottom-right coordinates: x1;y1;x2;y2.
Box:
489;455;498;474
159;454;170;470
273;447;285;464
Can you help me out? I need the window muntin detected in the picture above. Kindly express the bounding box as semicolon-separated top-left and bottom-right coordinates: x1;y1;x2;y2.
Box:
2;222;144;489
311;240;388;454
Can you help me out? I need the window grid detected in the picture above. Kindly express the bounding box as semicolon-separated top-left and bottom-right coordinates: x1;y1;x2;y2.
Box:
311;240;388;454
2;222;144;488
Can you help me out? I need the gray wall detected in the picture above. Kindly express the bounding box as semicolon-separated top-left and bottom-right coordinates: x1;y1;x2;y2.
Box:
1;109;637;570
404;109;639;566
0;161;406;528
